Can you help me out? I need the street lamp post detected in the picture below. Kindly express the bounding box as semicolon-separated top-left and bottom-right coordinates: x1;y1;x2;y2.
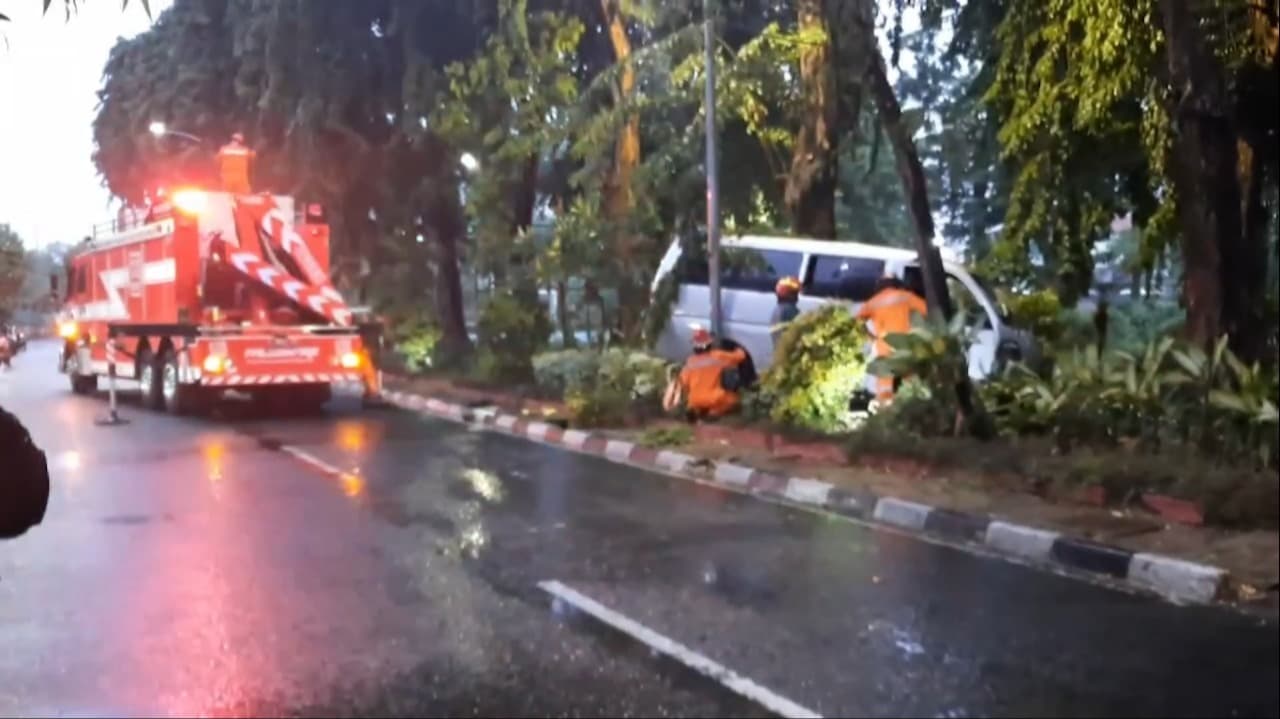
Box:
704;0;723;339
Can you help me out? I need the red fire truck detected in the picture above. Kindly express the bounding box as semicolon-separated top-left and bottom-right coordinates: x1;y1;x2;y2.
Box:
55;188;376;414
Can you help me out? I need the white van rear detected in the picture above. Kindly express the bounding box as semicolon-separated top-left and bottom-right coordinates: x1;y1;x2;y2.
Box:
650;235;1035;380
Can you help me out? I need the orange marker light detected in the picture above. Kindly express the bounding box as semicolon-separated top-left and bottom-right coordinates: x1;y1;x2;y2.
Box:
202;355;228;374
339;351;361;369
172;189;208;215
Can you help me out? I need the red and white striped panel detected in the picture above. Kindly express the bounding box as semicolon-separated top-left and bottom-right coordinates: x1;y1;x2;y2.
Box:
225;249;353;326
202;372;362;387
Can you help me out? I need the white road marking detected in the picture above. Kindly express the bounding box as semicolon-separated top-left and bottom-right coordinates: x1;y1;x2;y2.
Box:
278;444;343;477
538;580;823;719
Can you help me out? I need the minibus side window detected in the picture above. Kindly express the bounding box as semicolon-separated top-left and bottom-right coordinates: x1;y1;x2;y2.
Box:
806;255;884;300
722;248;803;292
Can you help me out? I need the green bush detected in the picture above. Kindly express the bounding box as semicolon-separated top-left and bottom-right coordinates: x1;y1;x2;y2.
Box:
565;385;632;428
390;317;441;373
867;313;974;401
1107;300;1184;352
1003;288;1065;345
533;349;603;394
760;305;870;432
965;336;1278;466
533;347;674;427
475;291;553;383
533;348;671;404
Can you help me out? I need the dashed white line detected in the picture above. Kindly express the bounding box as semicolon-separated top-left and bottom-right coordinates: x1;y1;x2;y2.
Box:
278;444;344;477
538;579;823;719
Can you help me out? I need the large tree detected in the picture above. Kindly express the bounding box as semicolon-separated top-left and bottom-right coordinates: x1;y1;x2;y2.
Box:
985;0;1278;355
0;224;27;324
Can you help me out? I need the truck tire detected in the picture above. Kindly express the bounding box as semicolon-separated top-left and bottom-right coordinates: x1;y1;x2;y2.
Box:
138;347;163;410
159;349;206;416
297;383;331;415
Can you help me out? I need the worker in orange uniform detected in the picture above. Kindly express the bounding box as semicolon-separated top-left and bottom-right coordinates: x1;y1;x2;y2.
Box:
770;276;802;347
856;273;928;402
217;132;255;194
358;317;385;408
678;327;747;420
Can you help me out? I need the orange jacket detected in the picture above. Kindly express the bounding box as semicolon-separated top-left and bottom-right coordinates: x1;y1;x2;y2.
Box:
679;346;746;417
856;287;928;357
218;142;255;194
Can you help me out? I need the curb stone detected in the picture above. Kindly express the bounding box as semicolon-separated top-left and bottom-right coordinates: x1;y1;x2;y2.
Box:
381;389;1232;607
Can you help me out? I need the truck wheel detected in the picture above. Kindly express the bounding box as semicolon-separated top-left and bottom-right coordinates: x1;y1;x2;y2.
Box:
138;348;163;410
297;383;331;415
159;349;206;415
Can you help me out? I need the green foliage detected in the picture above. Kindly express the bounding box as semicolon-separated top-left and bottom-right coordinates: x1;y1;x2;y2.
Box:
0;224;26;322
760;305;870;432
538;347;672;428
1106;300;1184;353
533;348;605;396
391;317;441;374
1002;289;1064;345
475;292;553;383
967;336;1280;467
533;347;671;406
565;385;632;429
868;313;974;399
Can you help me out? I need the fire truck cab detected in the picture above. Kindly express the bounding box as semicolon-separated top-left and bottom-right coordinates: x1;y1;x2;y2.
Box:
56;188;377;415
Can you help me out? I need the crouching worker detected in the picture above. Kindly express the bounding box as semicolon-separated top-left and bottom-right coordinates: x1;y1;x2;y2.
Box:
675;327;747;421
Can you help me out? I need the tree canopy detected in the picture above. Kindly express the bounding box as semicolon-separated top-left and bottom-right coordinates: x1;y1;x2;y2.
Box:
79;0;1279;364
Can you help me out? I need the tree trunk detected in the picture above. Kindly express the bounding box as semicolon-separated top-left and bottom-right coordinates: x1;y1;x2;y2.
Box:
556;279;575;348
1158;0;1252;353
601;0;645;341
430;192;472;363
509;153;541;300
603;0;640;219
864;36;952;318
785;0;838;238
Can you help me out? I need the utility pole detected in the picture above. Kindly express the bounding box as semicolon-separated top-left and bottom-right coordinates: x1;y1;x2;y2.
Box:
704;0;724;338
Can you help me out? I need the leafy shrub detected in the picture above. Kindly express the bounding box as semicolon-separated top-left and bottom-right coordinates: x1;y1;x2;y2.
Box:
1003;289;1064;344
533;348;671;404
390;317;441;373
533;349;603;395
1106;300;1184;353
475;292;553;383
867;313;974;401
966;336;1279;467
760;305;870;432
533;347;674;427
565;385;632;428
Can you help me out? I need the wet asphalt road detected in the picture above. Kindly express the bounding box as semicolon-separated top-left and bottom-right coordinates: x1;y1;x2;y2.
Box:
1;340;1277;718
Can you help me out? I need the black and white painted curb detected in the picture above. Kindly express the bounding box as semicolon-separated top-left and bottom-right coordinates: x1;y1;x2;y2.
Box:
382;388;1231;606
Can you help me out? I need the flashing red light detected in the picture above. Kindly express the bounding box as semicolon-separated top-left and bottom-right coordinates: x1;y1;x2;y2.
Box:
172;189;208;215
